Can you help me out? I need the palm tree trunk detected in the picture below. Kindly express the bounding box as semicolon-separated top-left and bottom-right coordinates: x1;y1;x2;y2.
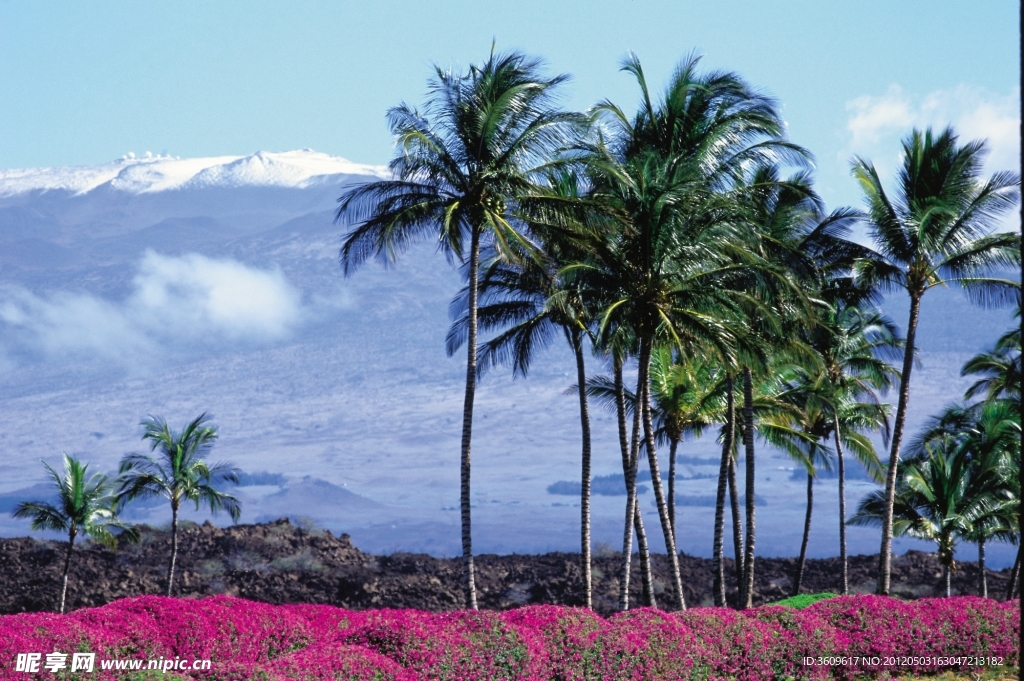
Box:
616;356;654;610
668;438;679;548
740;366;757;609
728;454;744;590
635;505;656;608
615;356;634;611
834;417;849;595
878;293;921;596
1005;545;1020;600
978;538;986;598
571;329;593;609
168;500;179;597
59;526;77;614
713;373;735;607
459;226;481;610
793;472;813;596
639;338;686;610
944;563;951;598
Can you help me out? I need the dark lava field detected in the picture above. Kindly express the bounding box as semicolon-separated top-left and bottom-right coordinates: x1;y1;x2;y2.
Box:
1;518;1015;615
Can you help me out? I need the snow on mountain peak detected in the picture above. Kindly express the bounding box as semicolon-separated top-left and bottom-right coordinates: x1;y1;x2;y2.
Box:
0;150;387;198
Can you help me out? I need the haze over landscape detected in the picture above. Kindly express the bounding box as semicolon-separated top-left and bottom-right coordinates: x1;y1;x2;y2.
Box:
0;148;1016;567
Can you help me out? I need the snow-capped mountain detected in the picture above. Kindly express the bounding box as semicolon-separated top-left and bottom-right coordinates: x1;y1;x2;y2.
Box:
0;150;1016;567
0;149;387;197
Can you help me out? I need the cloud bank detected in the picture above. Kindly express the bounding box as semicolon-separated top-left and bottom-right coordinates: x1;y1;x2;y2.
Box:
0;251;305;369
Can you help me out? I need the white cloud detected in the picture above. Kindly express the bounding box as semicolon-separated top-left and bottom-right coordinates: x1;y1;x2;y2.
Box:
131;251;303;341
0;252;305;368
844;84;1020;175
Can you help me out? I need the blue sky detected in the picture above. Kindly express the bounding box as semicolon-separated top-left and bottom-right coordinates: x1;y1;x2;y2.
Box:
1;0;1020;216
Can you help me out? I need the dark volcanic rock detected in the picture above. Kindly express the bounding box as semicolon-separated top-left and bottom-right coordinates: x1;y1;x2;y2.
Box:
0;518;1015;615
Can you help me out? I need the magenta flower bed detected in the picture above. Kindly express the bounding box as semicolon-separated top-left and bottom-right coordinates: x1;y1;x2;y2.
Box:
0;596;1017;680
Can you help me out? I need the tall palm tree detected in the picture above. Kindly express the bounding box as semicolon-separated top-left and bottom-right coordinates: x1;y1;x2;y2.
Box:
335;50;577;609
574;53;803;610
851;126;1021;595
14;455;136;614
117;414;240;597
447;229;599;607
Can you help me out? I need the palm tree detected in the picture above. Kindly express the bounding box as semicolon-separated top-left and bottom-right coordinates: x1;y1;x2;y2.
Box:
851;126;1021;595
117;414;240;597
573;53;803;610
780;388;891;595
589;347;724;544
586;346;722;609
646;347;724;545
335;49;577;610
447;225;599;607
962;317;1020;410
908;400;1020;597
801;303;900;594
14;454;136;613
852;405;1017;597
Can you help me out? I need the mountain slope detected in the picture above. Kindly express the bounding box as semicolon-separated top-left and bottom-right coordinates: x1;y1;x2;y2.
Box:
0;150;1016;567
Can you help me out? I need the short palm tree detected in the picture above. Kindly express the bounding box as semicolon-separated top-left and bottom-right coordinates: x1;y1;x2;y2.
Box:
852;410;1016;597
335;49;577;610
851;126;1021;595
802;303;899;594
582;342;658;611
586;346;723;606
117;414;240;596
907;399;1020;597
647;347;723;546
14;454;136;613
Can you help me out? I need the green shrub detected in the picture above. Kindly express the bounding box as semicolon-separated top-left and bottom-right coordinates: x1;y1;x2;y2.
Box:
771;592;838;609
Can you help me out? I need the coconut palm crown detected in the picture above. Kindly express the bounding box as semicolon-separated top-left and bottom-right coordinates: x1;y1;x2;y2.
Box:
335;48;579;610
14;454;137;613
852;126;1021;595
116;413;240;597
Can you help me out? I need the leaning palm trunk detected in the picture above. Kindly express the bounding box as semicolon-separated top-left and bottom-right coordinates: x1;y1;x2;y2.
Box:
834;416;849;595
878;294;922;596
793;472;813;596
668;438;680;548
728;454;744;589
459;227;482;610
740;367;757;609
615;355;635;611
616;356;657;610
639;339;686;610
713;373;736;607
1006;546;1020;600
977;538;986;598
571;330;593;608
59;527;77;614
634;505;655;607
167;500;179;597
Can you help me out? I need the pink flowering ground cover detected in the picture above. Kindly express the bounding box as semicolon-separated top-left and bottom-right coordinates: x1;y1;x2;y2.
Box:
0;596;1017;680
